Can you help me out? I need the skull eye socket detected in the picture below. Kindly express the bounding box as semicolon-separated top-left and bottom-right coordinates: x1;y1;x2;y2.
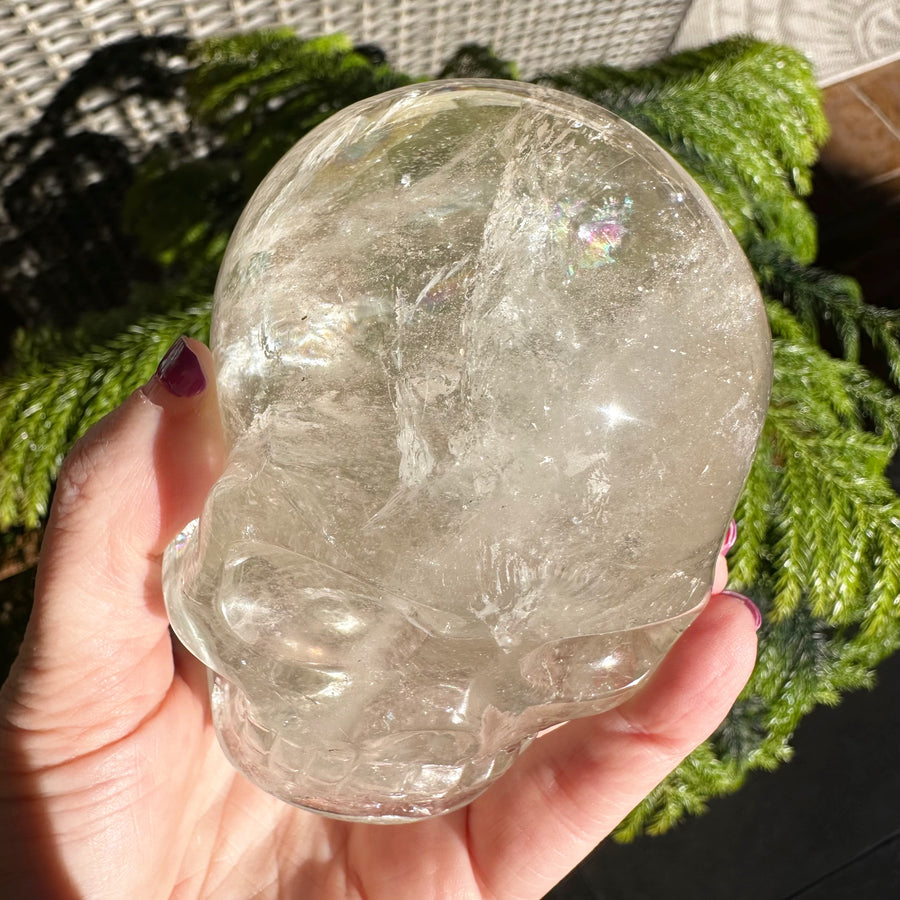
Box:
218;542;425;669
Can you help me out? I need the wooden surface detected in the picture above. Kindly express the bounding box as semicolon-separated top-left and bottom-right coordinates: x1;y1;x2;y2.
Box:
811;59;900;317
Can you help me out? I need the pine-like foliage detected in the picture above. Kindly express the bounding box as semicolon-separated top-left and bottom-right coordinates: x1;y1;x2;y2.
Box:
2;32;899;838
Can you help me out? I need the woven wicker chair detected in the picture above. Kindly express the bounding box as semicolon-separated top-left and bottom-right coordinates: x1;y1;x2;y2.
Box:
0;0;692;141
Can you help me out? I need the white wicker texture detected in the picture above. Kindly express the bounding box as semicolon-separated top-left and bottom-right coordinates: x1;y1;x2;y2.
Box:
674;0;900;86
0;0;691;139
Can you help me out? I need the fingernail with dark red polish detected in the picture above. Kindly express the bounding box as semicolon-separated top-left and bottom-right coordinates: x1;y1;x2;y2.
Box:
720;590;762;631
722;519;738;554
154;337;206;398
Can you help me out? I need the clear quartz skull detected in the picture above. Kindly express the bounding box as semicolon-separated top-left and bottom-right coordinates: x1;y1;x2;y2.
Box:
163;79;772;822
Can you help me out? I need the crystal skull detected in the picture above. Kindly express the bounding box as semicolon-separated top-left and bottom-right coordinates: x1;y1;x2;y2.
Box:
163;79;772;822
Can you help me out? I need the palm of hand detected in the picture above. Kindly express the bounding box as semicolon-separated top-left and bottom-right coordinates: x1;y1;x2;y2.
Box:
0;625;542;899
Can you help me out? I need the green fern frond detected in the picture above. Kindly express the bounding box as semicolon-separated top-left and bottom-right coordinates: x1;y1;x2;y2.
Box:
187;31;349;121
0;305;211;529
750;239;900;390
187;30;415;187
543;38;828;181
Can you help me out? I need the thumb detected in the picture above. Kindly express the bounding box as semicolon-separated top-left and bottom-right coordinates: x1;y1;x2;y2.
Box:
2;338;224;743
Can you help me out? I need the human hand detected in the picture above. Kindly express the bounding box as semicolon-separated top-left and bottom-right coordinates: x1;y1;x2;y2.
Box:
0;337;759;899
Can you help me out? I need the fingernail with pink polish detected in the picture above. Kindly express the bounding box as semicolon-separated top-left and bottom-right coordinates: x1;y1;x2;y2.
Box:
153;337;206;398
720;590;762;631
722;519;738;554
